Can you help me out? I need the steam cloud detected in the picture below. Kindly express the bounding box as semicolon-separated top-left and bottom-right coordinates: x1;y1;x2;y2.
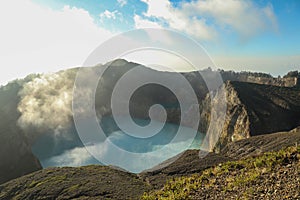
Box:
17;70;77;137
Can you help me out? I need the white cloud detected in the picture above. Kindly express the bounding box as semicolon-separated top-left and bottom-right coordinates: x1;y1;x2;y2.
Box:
44;146;95;167
138;0;277;41
182;0;278;39
134;15;162;29
263;3;278;32
0;0;113;86
133;15;178;46
99;9;122;21
117;0;127;7
141;0;172;19
136;0;217;40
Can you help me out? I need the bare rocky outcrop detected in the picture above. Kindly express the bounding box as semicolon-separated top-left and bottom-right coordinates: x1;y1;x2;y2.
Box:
207;82;251;152
200;81;300;152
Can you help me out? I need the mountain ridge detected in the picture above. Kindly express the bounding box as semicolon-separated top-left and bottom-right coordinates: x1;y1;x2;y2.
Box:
0;59;299;185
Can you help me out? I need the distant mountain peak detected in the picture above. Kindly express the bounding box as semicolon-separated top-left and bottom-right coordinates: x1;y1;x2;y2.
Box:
107;58;129;66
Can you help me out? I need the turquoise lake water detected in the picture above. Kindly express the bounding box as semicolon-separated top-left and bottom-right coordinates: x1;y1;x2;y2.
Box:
32;117;204;173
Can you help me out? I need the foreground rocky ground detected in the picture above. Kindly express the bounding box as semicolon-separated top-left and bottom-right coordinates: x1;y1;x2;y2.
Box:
143;146;300;200
0;166;150;200
0;129;299;199
140;129;300;188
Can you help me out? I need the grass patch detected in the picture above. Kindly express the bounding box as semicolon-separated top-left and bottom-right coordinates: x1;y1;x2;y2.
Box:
32;175;67;188
142;146;300;199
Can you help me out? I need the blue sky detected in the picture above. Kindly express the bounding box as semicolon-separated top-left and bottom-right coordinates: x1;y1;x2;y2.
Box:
0;0;300;85
33;0;300;54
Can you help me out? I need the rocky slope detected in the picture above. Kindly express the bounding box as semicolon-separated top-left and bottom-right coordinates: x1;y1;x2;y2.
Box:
200;81;300;152
140;128;300;189
143;145;300;200
0;165;150;200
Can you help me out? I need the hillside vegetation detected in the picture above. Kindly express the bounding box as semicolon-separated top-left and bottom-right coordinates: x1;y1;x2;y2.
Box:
142;145;300;199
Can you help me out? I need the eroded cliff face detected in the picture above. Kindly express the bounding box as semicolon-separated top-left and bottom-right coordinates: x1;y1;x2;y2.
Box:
199;82;249;152
201;81;300;152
